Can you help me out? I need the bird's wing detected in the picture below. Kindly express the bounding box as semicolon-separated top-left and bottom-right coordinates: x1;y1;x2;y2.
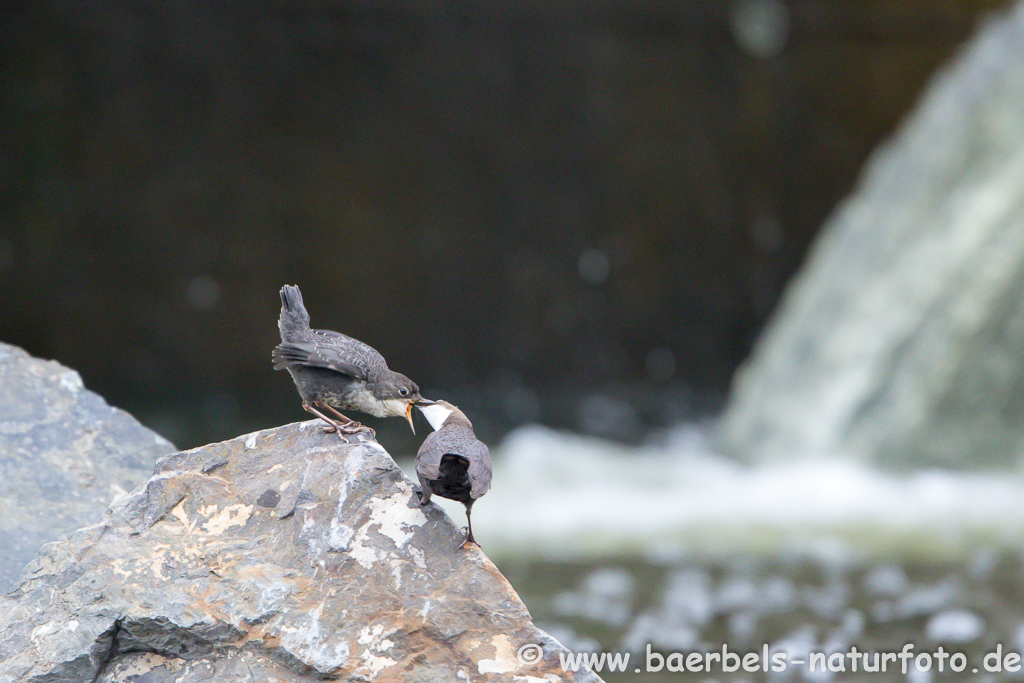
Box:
466;439;492;499
313;330;390;377
415;431;445;480
271;342;367;379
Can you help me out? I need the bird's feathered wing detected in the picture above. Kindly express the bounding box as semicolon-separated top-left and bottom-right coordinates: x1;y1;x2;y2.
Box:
275;283;386;380
271;339;368;380
415;430;446;481
465;439;492;499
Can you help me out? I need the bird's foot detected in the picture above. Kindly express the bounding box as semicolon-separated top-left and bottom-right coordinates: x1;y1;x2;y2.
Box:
338;421;375;437
304;404;347;437
306;403;372;437
415;489;431;506
459;527;478;549
318;422;371;442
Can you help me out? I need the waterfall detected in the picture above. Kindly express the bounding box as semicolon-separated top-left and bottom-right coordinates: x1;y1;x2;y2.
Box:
721;4;1024;470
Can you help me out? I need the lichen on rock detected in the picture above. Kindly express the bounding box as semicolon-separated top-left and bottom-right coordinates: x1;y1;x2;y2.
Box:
0;420;601;682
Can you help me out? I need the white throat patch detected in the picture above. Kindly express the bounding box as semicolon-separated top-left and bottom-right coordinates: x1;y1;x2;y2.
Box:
419;404;455;431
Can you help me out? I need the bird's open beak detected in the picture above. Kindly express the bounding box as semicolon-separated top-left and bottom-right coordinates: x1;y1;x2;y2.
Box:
405;402;417;434
405;398;437;433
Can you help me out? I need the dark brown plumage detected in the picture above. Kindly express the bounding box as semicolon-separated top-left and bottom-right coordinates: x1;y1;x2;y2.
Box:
272;284;423;436
415;400;492;547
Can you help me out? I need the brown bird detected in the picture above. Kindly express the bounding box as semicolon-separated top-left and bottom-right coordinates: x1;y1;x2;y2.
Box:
415;400;492;547
272;284;424;436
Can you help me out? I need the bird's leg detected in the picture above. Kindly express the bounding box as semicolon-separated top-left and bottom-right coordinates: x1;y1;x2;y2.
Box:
319;402;354;423
303;403;344;437
461;504;477;548
317;402;375;436
416;476;432;506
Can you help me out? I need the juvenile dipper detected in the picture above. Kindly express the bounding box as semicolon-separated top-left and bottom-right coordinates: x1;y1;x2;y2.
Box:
272;284;423;436
415;400;492;547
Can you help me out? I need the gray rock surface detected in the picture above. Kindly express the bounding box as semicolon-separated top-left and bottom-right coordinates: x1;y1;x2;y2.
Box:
0;342;176;592
0;421;602;683
721;4;1024;469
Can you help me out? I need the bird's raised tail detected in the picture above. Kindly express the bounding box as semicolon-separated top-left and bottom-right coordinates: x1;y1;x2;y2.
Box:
278;284;311;341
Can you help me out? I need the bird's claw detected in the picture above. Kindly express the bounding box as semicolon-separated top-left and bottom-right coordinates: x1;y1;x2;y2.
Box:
459;528;477;549
340;422;375;437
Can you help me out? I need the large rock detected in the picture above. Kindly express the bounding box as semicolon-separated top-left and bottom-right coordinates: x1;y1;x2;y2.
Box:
0;342;176;592
0;421;601;683
721;4;1024;469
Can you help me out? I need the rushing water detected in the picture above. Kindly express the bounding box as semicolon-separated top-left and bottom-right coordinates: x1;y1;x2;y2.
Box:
403;422;1024;682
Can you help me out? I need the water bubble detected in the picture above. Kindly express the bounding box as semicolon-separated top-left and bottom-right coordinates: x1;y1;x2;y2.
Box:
664;569;713;625
863;565;908;596
586;567;635;597
896;578;957;618
578;248;610;285
728;611;757;641
871;600;894;623
187;275;221;310
771;625;817;668
968;546;999;578
924;609;984;643
730;0;790;59
577;393;639;438
621;611;698;653
803;582;850;619
552;567;635;627
906;664;933;683
716;575;757;613
762;576;797;612
840;609;865;638
1013;622;1024;652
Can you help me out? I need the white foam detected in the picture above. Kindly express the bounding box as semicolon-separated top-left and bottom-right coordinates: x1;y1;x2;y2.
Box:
413;422;1024;560
925;610;985;642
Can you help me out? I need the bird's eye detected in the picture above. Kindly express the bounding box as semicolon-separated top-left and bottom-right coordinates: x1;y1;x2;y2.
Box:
399;388;409;397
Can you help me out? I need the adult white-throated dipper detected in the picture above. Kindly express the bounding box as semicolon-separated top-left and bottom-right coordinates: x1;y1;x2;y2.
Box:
272;284;423;436
415;400;492;547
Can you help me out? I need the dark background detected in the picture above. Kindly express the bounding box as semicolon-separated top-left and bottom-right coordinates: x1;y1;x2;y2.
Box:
0;0;1011;453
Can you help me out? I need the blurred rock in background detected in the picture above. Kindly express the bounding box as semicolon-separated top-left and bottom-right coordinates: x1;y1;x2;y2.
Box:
0;342;174;592
722;3;1024;471
0;0;1012;450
